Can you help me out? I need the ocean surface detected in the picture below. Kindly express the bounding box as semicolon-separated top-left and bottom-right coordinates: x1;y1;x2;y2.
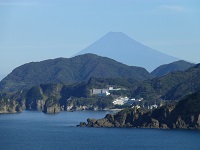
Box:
0;111;200;150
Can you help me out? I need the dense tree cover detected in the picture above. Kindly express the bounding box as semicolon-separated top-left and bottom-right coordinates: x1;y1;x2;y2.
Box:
172;90;200;115
0;53;153;92
131;63;200;100
151;60;195;77
1;63;200;113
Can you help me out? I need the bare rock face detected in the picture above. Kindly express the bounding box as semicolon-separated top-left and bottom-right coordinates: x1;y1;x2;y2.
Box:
96;118;114;127
0;99;22;114
105;114;115;123
160;124;168;129
80;112;200;129
85;118;114;127
79;122;86;127
175;117;187;129
87;118;97;127
43;104;60;114
114;111;128;127
36;100;45;110
170;114;200;129
150;118;160;128
197;115;200;127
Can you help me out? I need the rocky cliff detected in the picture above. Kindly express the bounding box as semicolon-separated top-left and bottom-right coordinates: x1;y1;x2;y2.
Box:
0;94;24;114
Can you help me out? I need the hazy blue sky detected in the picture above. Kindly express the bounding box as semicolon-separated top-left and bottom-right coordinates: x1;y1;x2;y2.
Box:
0;0;200;75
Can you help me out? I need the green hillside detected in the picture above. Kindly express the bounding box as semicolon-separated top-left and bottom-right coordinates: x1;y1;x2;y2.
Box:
0;53;153;92
131;63;200;100
151;60;195;77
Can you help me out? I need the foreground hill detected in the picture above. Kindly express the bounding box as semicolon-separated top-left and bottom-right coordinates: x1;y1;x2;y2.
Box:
23;64;200;113
1;62;200;114
151;60;195;77
0;53;153;92
76;32;179;71
81;90;200;129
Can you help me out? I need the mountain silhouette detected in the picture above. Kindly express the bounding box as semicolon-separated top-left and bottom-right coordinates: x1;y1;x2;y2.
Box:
76;32;179;71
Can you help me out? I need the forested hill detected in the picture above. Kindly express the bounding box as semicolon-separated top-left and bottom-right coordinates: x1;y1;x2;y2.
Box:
151;60;195;77
131;63;200;100
0;53;153;92
1;63;200;114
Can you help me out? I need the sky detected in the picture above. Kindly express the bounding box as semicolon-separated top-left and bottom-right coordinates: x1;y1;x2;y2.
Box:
0;0;200;75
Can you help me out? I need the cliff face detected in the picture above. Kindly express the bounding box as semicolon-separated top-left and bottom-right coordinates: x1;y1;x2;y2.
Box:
0;98;22;114
0;92;25;114
24;82;114;113
25;84;63;114
0;80;116;114
79;90;200;129
43;104;60;114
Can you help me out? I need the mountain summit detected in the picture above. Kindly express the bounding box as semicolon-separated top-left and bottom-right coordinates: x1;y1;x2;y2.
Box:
76;32;179;71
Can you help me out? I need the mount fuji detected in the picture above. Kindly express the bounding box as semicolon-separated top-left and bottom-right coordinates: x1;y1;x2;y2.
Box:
76;32;179;71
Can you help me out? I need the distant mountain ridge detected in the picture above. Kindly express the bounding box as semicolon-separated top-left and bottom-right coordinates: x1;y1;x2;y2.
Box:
76;32;179;71
0;53;153;92
151;60;195;77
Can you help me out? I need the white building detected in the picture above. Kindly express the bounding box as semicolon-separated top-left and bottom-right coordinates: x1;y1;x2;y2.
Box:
113;100;124;105
113;97;129;105
92;89;110;97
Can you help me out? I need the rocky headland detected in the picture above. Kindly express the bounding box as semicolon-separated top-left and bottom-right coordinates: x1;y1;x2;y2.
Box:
79;90;200;129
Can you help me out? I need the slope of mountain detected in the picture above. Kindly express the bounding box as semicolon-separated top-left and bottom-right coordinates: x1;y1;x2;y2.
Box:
0;53;153;92
0;74;6;81
162;64;200;100
1;64;200;114
151;60;195;77
76;32;179;71
21;63;200;113
131;63;200;100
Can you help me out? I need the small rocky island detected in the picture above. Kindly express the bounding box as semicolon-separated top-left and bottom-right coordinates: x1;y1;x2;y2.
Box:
79;90;200;129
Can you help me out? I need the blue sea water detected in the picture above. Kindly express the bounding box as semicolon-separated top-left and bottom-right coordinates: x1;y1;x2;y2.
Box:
0;111;200;150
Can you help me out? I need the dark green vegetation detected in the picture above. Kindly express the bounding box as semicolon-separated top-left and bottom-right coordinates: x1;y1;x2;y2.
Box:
151;60;195;77
0;52;200;125
131;63;200;100
0;53;153;92
81;90;200;129
1;63;200;114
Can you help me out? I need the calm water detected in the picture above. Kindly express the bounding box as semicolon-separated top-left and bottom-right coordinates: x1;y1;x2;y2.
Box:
0;111;200;150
